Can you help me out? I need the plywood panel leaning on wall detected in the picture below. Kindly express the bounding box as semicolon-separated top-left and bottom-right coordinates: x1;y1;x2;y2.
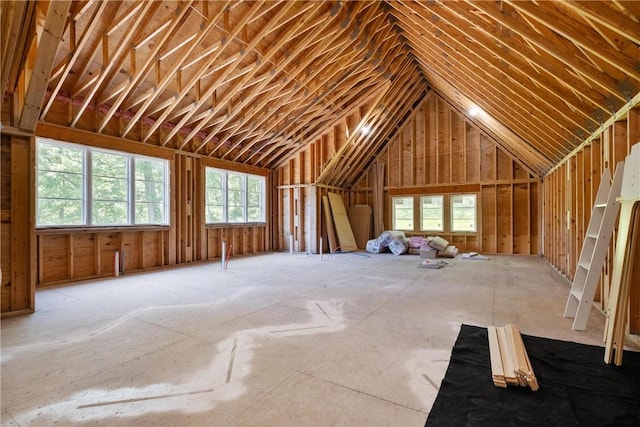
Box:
327;193;357;252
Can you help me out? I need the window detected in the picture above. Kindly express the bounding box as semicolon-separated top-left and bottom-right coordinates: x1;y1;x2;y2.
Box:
392;196;414;230
36;138;169;227
247;176;263;222
91;151;128;225
205;169;224;222
227;173;246;222
451;194;477;232
205;167;265;224
37;142;84;226
420;195;444;231
391;193;477;233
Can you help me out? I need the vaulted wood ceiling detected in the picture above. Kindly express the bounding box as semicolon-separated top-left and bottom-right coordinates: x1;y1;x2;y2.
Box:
3;1;640;180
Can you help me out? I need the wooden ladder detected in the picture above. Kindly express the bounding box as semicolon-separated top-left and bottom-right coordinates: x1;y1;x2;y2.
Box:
563;161;624;330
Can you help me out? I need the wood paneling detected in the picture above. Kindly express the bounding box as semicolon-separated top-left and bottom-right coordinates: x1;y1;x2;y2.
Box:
543;107;640;338
272;91;540;255
1;134;35;314
372;93;539;254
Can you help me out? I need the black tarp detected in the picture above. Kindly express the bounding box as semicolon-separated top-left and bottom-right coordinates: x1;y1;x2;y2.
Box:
426;324;640;426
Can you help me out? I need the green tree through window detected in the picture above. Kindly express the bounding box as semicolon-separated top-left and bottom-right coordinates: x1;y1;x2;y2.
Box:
205;167;265;224
36;138;168;227
37;143;84;225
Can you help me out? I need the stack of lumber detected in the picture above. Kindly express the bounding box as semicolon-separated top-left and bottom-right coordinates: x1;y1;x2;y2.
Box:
487;324;539;391
604;143;640;366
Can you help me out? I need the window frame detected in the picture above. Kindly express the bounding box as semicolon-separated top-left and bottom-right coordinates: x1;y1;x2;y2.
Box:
391;192;478;234
450;193;478;233
391;196;415;231
36;138;169;228
420;195;445;232
205;167;266;225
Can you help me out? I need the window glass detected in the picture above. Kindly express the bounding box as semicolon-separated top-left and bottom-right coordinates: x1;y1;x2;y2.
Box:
36;138;169;227
451;194;477;232
247;176;264;222
421;195;444;231
135;158;166;224
227;173;246;222
205;168;265;224
92;151;128;225
37;142;84;226
205;169;225;223
392;196;414;230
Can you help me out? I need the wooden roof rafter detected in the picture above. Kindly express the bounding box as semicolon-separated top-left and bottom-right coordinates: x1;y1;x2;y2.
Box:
392;2;595;139
1;0;37;97
463;1;627;104
190;4;344;156
69;1;158;128
173;1;314;151
19;0;73;131
245;74;387;166
147;1;267;145
198;2;376;156
120;1;233;139
561;0;640;46
220;3;403;163
163;2;300;149
262;70;390;168
95;1;197;132
440;1;616;113
506;1;640;82
319;58;427;188
407;40;568;163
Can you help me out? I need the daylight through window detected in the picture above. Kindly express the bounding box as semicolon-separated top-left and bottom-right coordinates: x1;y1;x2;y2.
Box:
420;195;444;231
205;167;265;224
36;138;169;227
392;196;414;230
451;194;477;232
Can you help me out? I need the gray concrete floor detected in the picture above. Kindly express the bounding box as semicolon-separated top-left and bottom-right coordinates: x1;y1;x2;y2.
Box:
1;252;632;426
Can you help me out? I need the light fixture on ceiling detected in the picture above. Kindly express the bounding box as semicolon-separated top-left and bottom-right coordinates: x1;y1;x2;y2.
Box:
361;124;371;135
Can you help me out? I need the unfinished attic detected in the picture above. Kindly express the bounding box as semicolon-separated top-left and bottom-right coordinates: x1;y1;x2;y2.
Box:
2;0;640;424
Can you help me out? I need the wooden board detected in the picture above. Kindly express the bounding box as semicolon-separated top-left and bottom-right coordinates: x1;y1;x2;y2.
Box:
322;196;338;253
327;193;357;251
348;205;372;250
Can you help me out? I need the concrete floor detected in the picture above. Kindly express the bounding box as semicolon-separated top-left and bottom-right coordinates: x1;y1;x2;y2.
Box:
1;252;631;426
